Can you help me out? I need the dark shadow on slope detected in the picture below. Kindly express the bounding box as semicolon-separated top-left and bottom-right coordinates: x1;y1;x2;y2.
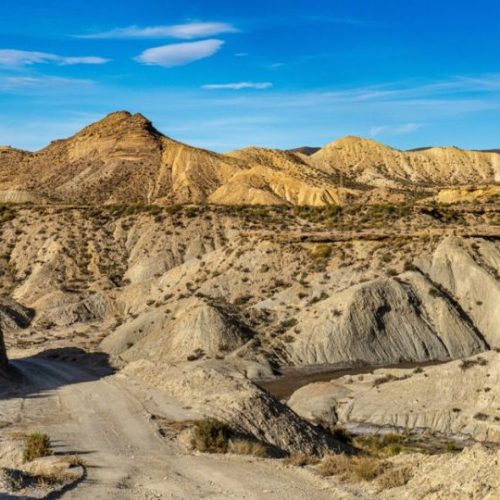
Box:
0;347;115;401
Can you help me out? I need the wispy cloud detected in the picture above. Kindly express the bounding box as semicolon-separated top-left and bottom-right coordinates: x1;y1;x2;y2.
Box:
202;82;272;90
0;49;109;67
305;15;363;25
78;22;238;40
0;75;95;91
135;39;224;68
369;123;424;137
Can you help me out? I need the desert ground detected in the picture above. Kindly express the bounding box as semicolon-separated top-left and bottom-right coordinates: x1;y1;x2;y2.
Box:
0;112;499;498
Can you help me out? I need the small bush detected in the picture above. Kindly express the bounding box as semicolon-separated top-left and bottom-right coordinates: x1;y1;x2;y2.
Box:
190;420;231;454
318;454;387;482
377;466;412;490
229;439;268;458
372;374;397;387
310;244;332;261
460;357;488;370
473;412;489;421
355;433;404;456
23;432;51;463
284;453;318;467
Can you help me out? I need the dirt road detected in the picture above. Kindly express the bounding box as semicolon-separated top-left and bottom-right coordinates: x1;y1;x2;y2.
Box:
7;357;342;500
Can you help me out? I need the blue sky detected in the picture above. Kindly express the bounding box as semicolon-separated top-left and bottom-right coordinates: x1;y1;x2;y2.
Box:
1;0;499;151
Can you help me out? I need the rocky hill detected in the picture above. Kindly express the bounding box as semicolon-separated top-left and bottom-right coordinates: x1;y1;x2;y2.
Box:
1;112;498;206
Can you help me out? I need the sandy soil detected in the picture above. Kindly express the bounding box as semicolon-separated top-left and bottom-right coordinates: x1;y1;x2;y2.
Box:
1;356;342;499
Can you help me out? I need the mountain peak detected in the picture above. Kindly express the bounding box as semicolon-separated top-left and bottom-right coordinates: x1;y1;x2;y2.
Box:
96;110;152;127
75;111;159;141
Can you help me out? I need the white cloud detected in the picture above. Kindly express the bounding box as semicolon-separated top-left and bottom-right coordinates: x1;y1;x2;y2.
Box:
370;123;423;137
79;22;238;40
0;49;109;67
58;56;109;66
202;82;273;90
135;40;224;68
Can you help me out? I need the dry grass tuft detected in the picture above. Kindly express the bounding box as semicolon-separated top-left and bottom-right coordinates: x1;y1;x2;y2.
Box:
228;439;269;458
283;453;319;467
377;466;413;490
23;432;51;463
318;454;388;482
65;455;85;467
190;419;231;454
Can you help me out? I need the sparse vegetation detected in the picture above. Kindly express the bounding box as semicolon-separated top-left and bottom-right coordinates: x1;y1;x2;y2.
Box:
377;465;412;489
228;439;269;458
190;419;231;454
318;454;388;482
22;432;52;463
460;357;488;370
189;420;269;458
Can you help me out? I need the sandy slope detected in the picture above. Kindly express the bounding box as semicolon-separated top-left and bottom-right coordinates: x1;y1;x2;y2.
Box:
4;357;338;499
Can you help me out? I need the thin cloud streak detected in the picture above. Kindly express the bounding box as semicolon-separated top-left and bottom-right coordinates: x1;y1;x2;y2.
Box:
0;75;95;91
202;82;272;90
78;22;238;40
370;123;424;137
0;49;109;67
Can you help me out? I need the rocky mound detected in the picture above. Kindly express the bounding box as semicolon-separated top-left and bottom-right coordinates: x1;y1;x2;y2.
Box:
124;359;348;455
103;298;252;363
285;271;486;366
289;351;500;444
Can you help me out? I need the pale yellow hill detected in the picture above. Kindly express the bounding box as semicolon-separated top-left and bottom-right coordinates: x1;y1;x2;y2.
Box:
214;147;360;206
312;136;500;187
